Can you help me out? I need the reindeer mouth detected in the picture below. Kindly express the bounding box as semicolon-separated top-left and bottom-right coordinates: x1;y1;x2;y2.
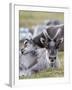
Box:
49;57;57;68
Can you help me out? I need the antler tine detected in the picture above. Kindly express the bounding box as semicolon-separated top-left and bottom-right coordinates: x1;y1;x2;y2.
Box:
53;28;61;40
53;24;64;40
43;24;64;40
43;29;52;40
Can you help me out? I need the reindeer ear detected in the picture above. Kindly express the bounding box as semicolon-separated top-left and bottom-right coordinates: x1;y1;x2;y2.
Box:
24;39;28;45
40;37;45;44
56;37;64;49
33;33;45;48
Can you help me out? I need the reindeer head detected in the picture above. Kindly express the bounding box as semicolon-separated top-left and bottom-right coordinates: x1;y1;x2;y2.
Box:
33;24;64;64
21;39;37;55
42;24;64;63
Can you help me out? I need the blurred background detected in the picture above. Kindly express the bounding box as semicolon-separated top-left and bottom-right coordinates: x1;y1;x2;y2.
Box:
19;11;64;28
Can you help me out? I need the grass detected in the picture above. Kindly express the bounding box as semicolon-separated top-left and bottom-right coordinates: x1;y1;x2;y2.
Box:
19;52;64;79
19;11;64;28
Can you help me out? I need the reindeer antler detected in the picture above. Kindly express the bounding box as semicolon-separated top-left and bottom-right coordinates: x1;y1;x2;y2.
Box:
43;29;52;40
53;24;64;40
44;24;64;40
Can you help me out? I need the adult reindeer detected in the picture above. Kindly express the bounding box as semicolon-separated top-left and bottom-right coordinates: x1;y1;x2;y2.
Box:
33;24;64;68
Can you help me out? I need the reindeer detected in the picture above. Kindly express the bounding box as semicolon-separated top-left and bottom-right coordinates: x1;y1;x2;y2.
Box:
33;24;64;68
19;39;49;77
19;20;64;77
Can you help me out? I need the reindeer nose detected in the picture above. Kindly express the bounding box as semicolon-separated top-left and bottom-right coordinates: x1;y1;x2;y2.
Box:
21;49;24;54
51;59;54;62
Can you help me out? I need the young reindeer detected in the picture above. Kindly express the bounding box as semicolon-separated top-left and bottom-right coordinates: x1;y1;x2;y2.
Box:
33;24;64;68
19;39;37;76
19;38;49;77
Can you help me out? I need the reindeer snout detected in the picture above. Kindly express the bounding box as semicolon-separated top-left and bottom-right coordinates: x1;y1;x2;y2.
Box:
51;59;54;62
49;56;56;62
21;49;24;54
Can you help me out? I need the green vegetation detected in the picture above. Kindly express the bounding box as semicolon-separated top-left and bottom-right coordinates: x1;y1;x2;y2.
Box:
19;11;64;28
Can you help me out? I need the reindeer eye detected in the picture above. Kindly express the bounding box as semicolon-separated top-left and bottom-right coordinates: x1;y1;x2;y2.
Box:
40;37;45;44
54;39;56;42
24;40;28;45
48;38;51;42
